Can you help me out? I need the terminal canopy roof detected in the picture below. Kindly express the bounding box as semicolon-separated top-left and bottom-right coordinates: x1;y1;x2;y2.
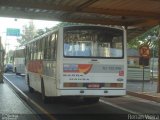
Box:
0;0;160;40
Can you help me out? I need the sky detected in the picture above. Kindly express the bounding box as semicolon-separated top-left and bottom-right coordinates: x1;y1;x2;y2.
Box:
0;17;60;51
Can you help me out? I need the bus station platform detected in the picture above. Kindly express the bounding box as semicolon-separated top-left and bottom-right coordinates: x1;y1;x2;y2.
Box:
0;82;39;120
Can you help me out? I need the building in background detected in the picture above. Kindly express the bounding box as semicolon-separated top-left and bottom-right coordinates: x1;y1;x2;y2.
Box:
127;48;140;67
127;48;150;81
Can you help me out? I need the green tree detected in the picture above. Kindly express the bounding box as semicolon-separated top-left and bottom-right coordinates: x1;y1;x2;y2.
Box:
17;21;36;45
35;28;52;37
128;25;159;57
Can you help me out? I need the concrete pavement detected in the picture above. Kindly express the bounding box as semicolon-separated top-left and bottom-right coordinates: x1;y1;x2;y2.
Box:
127;91;160;103
0;83;40;120
127;80;160;103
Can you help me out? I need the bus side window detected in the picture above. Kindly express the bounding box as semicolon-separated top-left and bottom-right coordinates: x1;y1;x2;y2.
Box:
51;33;56;59
84;47;91;56
32;42;34;60
41;37;45;59
64;43;70;56
44;37;48;59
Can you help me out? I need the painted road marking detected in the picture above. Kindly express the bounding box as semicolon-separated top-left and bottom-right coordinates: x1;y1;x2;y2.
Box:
100;99;139;114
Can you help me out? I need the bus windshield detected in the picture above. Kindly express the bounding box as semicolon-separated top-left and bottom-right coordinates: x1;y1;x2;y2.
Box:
64;26;123;58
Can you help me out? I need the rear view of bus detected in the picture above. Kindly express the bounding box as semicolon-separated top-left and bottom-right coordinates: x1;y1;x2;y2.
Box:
13;47;25;75
59;26;127;102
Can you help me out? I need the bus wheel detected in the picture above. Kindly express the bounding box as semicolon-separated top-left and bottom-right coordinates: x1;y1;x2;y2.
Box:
14;67;17;73
16;73;20;76
28;86;34;93
27;74;34;93
41;78;49;103
83;97;100;103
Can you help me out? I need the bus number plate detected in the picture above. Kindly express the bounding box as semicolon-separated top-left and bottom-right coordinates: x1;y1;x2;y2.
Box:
87;83;100;88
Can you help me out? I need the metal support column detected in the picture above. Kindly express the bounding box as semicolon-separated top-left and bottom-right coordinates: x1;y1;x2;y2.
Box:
157;25;160;92
0;37;4;83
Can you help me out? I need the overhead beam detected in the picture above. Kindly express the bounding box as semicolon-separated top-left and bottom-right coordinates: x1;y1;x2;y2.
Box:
76;0;98;10
131;19;160;28
82;8;160;19
0;0;160;19
0;8;134;26
158;25;160;93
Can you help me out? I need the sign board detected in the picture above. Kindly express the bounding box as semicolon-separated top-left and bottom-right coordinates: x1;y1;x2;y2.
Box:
6;28;20;36
139;57;149;66
139;44;150;58
139;44;150;66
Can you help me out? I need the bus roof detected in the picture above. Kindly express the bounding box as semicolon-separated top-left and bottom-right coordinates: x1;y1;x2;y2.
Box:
24;25;124;45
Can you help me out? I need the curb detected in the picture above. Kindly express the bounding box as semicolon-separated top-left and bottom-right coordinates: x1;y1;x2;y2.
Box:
127;91;160;103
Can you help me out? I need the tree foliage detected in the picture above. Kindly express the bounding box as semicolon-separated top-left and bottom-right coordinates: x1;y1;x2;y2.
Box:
34;28;52;37
128;25;160;57
17;21;36;45
17;21;53;45
128;25;160;48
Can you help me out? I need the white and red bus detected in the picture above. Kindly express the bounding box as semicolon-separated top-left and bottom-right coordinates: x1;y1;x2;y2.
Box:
25;25;127;103
13;47;26;75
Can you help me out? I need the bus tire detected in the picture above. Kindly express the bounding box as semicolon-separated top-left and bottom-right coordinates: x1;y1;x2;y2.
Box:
14;67;17;73
16;72;20;76
83;97;100;103
27;74;34;93
41;78;49;103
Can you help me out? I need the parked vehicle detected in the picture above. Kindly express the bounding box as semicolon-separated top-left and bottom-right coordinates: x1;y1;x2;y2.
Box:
4;64;13;73
13;46;25;75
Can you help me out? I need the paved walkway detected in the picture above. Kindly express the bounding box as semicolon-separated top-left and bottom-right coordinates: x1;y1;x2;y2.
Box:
127;91;160;103
127;80;157;92
0;83;39;120
127;80;160;103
